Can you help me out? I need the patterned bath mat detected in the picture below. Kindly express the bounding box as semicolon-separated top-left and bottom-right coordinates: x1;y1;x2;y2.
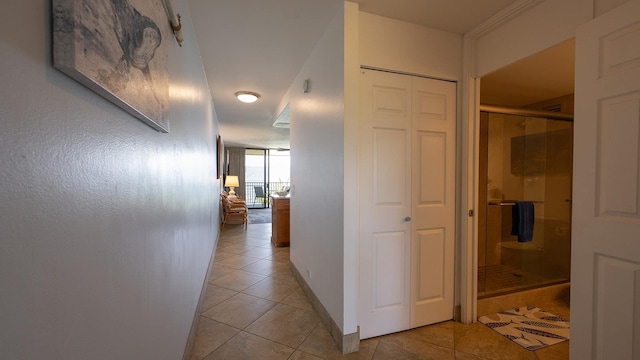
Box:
479;306;569;351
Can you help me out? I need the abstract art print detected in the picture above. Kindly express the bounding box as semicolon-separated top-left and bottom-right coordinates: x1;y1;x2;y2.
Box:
53;0;170;132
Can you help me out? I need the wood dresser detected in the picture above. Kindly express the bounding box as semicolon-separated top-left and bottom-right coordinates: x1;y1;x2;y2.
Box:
270;195;290;247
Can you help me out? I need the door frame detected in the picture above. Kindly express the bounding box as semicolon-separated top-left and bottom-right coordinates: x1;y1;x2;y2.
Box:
459;0;556;323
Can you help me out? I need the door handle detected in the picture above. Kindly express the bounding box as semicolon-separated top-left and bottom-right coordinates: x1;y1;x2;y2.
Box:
404;217;412;222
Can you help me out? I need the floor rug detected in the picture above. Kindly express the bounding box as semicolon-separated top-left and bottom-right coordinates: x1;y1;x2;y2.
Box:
479;306;570;351
248;208;271;224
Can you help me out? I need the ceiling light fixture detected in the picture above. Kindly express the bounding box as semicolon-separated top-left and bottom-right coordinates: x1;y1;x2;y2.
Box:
235;91;261;103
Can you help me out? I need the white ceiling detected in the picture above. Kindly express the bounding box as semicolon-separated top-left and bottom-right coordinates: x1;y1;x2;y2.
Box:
351;0;519;34
187;0;574;149
480;38;575;107
188;0;343;149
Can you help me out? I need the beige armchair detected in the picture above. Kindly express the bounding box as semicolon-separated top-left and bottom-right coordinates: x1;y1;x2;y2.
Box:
220;193;248;229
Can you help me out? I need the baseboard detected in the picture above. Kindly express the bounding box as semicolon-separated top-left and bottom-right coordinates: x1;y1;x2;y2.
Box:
289;262;360;354
182;229;220;360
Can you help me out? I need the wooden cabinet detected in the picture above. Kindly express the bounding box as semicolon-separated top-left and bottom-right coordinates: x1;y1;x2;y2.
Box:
271;196;290;247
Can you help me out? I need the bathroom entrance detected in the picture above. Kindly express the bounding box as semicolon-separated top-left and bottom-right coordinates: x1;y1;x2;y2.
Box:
477;107;573;298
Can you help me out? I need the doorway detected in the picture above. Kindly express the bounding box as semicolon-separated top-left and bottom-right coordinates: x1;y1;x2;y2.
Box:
477;108;573;298
244;149;290;209
477;39;575;305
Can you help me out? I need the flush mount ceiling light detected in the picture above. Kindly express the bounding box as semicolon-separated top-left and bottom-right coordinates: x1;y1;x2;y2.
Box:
235;91;261;103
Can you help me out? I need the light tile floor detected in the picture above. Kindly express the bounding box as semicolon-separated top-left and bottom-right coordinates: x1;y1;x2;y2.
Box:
191;222;570;360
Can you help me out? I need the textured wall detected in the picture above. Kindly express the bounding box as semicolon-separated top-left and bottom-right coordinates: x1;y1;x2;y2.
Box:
475;0;592;77
289;6;346;332
359;11;462;81
0;1;220;359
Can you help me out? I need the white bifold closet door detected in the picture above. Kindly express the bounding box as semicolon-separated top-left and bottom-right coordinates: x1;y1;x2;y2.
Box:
358;68;456;339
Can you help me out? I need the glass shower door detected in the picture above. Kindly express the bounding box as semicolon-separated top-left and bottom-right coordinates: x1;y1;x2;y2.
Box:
479;111;572;298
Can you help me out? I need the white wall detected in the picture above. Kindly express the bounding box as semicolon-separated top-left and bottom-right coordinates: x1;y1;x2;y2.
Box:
595;0;630;16
0;1;219;359
474;0;628;76
289;6;347;332
359;11;463;80
350;8;463;332
474;0;592;77
342;1;360;336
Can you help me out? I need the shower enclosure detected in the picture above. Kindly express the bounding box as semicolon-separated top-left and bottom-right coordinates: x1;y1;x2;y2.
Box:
478;107;573;298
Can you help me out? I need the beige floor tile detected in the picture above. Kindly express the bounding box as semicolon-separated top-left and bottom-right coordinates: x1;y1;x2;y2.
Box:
243;233;271;240
271;268;296;282
280;287;314;311
242;259;290;276
353;338;381;360
202;293;276;329
373;335;455;360
242;276;300;302
389;320;455;349
454;351;490;360
538;299;570;320
268;250;291;263
247;227;271;234
209;270;266;291
218;234;247;243
214;254;262;269
245;237;272;246
298;324;378;360
245;223;271;230
288;350;324;360
219;234;247;242
259;243;278;249
453;322;538;360
195;223;571;360
212;250;235;261
243;246;277;259
190;317;239;360
242;259;282;276
535;341;569;360
244;231;271;239
208;264;235;282
201;284;237;313
204;331;295;360
216;242;258;255
245;303;320;348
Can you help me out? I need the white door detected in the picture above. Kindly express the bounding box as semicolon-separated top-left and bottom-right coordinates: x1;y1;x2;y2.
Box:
571;1;640;359
410;77;456;327
359;69;413;338
358;69;455;338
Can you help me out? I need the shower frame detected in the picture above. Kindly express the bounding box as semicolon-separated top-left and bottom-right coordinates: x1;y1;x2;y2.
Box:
477;104;573;299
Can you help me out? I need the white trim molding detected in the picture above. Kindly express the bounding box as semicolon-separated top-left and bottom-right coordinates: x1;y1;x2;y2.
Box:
458;0;544;324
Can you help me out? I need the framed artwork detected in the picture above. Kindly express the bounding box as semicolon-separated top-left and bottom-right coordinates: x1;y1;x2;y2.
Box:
53;0;170;132
217;135;224;179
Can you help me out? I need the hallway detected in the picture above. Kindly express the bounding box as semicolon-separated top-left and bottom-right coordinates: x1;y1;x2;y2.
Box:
190;223;569;359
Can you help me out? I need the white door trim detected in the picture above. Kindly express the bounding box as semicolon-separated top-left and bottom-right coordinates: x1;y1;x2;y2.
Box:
459;0;545;323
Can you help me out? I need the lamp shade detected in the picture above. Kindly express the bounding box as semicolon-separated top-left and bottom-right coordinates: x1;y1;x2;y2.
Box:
224;175;239;187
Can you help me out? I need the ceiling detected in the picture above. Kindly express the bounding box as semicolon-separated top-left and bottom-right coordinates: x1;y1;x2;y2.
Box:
187;0;574;149
480;38;575;107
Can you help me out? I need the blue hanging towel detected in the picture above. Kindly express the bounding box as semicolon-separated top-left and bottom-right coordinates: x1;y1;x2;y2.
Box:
511;201;535;242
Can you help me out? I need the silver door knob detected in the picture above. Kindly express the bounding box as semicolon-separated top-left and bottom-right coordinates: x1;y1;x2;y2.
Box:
404;217;411;222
